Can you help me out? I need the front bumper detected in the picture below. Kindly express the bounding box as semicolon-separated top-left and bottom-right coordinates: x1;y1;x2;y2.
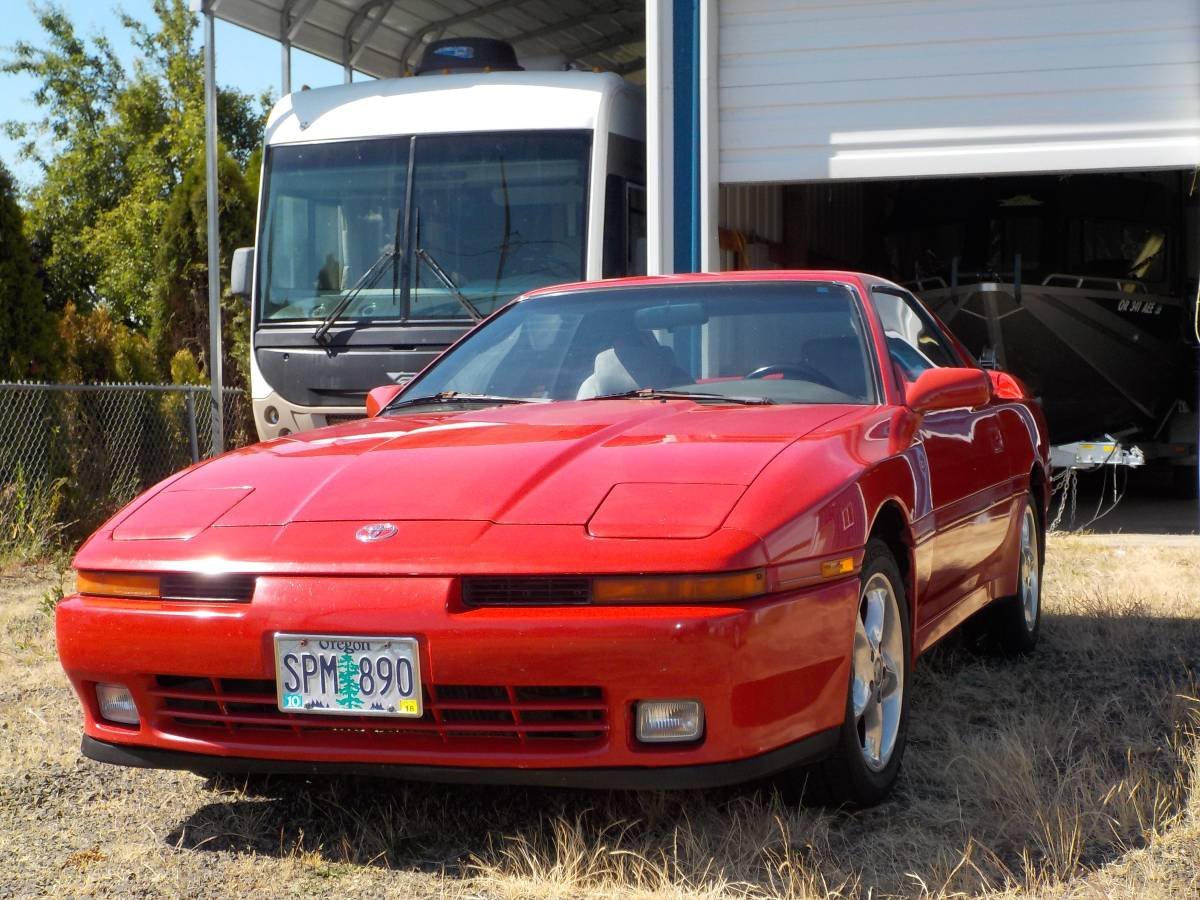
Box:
82;727;839;790
252;392;364;440
57;575;856;781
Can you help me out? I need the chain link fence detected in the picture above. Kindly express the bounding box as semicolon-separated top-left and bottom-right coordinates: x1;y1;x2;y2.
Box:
0;383;253;543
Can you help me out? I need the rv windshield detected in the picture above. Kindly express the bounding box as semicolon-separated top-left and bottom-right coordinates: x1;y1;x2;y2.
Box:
257;131;591;323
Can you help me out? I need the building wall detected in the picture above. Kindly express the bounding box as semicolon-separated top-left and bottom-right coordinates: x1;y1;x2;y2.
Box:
717;0;1200;183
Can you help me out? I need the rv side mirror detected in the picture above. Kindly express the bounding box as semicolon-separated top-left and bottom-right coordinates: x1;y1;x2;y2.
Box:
230;247;254;303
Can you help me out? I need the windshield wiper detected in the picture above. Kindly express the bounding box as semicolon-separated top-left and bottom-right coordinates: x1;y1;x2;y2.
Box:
312;248;397;343
584;388;774;406
314;204;404;344
385;391;539;412
415;246;483;321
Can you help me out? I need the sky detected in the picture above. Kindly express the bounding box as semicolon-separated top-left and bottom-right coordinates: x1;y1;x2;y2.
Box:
0;0;350;189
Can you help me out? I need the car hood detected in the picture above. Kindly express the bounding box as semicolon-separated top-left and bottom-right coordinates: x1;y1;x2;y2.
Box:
109;400;856;539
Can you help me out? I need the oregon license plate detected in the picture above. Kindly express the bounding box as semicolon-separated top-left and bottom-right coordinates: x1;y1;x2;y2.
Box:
273;634;422;717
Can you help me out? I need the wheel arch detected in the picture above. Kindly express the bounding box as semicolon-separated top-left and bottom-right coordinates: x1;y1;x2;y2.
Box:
866;499;916;620
1028;462;1048;565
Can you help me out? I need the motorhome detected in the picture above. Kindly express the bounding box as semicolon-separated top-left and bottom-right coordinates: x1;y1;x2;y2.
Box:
232;40;645;439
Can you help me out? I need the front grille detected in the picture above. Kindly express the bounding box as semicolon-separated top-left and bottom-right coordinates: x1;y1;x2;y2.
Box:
463;576;592;606
159;573;255;602
149;676;607;745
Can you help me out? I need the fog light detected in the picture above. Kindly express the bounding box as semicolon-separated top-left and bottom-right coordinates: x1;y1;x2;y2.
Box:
95;683;139;726
636;700;703;743
265;406;279;425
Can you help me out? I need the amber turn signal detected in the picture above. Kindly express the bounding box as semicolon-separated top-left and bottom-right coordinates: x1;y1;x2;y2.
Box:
593;569;766;604
76;571;161;599
820;557;855;579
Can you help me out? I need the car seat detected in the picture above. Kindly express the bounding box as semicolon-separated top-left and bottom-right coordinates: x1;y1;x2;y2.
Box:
576;333;690;399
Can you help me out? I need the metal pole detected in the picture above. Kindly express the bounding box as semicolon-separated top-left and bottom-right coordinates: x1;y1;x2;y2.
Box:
185;390;200;463
281;40;291;95
202;3;224;455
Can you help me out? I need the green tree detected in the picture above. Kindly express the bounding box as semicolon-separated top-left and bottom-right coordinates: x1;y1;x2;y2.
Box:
336;654;364;711
4;0;267;384
0;159;56;379
56;302;158;383
154;150;256;391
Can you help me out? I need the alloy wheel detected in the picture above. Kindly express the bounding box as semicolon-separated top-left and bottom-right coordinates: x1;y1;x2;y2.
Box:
1019;505;1040;630
851;572;905;772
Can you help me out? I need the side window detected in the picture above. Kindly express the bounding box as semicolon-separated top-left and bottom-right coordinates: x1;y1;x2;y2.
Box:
626;184;647;274
602;175;626;278
602;179;648;277
870;289;959;381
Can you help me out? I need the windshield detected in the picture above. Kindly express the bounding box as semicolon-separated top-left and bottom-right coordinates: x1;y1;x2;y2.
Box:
257;131;591;324
397;282;876;406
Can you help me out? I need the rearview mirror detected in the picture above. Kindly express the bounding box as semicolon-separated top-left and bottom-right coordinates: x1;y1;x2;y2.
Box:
230;246;254;303
905;367;991;413
365;384;404;418
634;302;708;330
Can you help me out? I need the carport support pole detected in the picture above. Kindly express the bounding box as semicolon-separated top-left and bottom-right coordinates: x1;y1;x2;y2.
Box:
202;2;224;454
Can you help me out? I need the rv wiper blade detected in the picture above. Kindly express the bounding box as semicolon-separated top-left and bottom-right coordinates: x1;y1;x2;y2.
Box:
584;388;774;405
415;247;483;321
386;391;540;411
313;247;397;343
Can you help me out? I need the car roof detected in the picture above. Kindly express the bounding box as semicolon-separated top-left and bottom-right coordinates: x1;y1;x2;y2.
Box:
517;270;896;302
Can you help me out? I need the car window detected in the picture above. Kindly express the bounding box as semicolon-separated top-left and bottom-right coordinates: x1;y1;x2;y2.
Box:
870;288;959;380
398;282;877;406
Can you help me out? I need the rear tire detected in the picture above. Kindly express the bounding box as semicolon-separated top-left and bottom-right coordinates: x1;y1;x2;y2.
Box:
965;494;1042;656
779;538;911;808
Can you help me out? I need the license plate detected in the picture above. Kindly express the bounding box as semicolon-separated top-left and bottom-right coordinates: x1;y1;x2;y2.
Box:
273;633;422;717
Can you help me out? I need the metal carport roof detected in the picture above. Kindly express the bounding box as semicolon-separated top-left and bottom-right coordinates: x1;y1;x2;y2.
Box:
207;0;646;86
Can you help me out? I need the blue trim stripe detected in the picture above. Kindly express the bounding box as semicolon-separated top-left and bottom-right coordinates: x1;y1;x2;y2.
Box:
672;0;700;275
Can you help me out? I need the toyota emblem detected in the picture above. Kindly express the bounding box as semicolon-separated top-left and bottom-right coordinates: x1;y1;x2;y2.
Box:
355;522;398;543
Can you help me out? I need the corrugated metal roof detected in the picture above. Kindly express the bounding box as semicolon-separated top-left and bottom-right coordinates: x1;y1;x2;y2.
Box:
207;0;645;81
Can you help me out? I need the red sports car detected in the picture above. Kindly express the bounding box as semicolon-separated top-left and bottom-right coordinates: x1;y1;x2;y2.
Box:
58;272;1048;806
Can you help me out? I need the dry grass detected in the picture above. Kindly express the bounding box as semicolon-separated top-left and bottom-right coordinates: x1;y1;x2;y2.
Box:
1;534;1198;898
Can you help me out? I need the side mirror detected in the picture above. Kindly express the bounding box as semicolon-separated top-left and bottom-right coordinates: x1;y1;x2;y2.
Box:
365;384;404;418
906;367;991;413
986;369;1030;401
230;247;254;304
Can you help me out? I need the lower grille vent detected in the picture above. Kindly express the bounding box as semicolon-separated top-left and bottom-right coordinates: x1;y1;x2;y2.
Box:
149;676;607;745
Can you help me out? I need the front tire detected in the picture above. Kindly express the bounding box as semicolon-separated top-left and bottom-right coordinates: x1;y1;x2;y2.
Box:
781;538;911;807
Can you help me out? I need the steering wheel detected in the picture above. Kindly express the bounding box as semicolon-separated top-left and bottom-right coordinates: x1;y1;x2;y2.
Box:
745;363;838;389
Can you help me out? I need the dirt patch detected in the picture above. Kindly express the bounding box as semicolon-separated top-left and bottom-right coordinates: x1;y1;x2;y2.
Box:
1;538;1198;898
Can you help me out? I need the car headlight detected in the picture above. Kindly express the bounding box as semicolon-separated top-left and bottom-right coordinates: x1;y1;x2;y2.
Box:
587;482;745;539
636;700;704;742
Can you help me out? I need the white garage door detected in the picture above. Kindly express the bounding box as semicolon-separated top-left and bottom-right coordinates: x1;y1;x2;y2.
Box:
718;0;1200;183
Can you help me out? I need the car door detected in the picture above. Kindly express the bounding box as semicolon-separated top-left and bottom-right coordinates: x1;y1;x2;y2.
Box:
871;288;1012;629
